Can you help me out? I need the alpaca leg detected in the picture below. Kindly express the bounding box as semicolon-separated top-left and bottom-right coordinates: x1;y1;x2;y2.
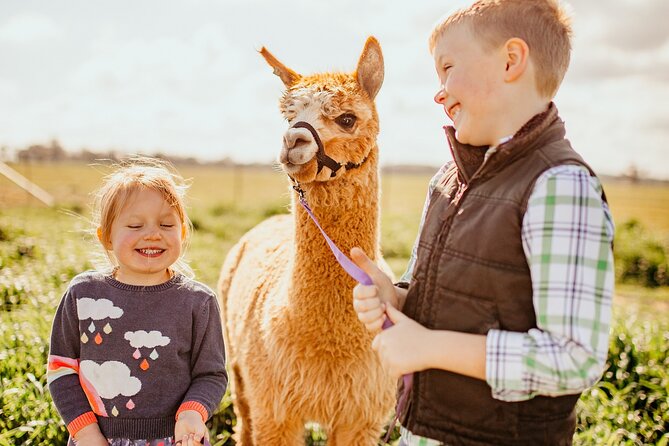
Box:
327;423;384;446
231;364;254;446
251;409;304;446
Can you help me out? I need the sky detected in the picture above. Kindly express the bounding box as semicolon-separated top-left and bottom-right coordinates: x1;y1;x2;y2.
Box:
1;0;668;179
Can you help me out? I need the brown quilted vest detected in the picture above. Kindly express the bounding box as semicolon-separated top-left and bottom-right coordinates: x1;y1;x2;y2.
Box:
400;104;605;445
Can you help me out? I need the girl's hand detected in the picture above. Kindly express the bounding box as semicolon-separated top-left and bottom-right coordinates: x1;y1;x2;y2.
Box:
73;423;108;446
175;410;208;446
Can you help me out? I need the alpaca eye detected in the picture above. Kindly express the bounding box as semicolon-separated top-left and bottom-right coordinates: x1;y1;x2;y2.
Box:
335;113;357;129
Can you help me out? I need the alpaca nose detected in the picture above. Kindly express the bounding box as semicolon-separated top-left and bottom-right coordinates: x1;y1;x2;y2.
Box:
280;127;318;165
283;128;312;150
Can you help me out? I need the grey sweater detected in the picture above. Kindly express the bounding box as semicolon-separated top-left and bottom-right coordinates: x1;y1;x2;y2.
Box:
47;271;227;440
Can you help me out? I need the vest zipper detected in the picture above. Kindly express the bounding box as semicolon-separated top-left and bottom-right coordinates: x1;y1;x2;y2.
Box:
452;182;468;207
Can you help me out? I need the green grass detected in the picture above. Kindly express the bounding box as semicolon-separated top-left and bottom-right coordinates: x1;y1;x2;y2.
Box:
1;162;668;445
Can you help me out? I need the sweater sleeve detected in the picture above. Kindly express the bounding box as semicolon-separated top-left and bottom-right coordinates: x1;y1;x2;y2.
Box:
177;295;228;421
47;289;98;436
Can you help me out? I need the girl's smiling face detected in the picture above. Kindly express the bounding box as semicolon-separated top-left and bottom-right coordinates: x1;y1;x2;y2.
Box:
103;187;184;286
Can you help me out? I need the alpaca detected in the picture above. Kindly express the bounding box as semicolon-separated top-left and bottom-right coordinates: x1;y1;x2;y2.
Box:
217;37;395;445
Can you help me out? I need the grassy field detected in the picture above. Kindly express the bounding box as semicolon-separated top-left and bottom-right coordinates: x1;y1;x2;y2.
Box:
1;161;668;445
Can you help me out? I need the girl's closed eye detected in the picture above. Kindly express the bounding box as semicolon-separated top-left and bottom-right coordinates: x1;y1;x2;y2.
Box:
127;225;143;229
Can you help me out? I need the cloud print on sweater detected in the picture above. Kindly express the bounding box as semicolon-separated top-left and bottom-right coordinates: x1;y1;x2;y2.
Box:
80;360;141;399
76;298;123;320
124;330;171;348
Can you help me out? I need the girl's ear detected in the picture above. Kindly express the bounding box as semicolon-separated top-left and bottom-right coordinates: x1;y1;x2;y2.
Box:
97;227;111;249
503;37;530;83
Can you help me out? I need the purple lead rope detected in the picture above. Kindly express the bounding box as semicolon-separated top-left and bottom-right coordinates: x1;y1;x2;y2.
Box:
298;196;413;444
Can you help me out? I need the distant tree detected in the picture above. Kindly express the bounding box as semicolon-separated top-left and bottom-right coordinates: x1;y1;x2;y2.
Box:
624;163;642;183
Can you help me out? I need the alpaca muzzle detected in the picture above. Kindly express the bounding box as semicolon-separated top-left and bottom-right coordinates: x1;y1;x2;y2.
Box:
281;127;318;165
290;121;367;178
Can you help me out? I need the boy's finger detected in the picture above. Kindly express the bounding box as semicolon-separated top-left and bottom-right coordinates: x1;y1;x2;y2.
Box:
385;302;406;323
352;283;378;300
350;247;384;281
353;296;381;313
357;307;386;324
366;315;386;332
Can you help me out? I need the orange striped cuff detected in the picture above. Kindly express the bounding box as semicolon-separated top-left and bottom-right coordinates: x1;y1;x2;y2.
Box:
176;401;208;422
67;411;97;437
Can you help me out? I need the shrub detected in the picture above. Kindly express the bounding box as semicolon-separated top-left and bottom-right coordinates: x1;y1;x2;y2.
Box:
575;315;669;445
615;219;669;287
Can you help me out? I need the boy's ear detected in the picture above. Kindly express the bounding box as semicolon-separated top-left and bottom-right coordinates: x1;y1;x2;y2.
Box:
259;47;301;88
503;37;530;83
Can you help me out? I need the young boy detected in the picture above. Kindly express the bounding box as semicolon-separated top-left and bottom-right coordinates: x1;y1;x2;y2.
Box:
351;1;614;445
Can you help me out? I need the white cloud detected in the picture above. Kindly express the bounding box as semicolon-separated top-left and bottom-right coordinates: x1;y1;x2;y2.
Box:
0;13;63;44
80;360;141;399
77;298;124;321
124;330;170;349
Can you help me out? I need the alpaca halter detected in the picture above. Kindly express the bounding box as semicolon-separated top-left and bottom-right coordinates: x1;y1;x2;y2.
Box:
291;120;367;178
290;178;414;445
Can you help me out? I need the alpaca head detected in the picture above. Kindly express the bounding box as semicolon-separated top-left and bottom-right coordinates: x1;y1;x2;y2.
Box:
260;37;384;185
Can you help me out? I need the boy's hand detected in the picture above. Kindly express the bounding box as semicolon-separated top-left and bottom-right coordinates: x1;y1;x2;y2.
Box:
175;410;208;446
351;247;398;331
372;304;432;377
72;423;108;446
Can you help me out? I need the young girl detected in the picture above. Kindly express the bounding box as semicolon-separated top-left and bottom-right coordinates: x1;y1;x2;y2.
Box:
47;158;227;446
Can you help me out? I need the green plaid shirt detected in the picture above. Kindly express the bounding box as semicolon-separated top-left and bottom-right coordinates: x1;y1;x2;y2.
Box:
399;163;614;445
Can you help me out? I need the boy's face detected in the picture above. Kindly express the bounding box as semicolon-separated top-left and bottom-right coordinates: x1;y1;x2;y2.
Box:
433;25;507;147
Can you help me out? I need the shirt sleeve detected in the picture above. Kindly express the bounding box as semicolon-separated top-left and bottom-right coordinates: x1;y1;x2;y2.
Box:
400;163;452;283
485;165;614;402
47;289;98;436
177;294;228;421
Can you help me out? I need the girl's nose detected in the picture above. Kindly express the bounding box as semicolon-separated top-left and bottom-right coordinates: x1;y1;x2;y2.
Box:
434;86;446;105
144;227;161;240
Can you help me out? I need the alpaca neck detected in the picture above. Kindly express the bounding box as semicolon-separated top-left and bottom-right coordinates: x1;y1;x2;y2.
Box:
290;149;379;310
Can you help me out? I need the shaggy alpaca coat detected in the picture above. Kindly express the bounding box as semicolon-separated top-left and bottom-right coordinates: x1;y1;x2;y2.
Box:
218;37;395;446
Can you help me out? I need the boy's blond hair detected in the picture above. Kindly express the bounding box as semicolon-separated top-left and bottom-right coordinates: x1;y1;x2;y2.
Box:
93;157;194;277
429;0;572;98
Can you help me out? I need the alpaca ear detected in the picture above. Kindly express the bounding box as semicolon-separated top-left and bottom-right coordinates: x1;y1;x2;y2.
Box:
259;47;301;87
355;36;384;100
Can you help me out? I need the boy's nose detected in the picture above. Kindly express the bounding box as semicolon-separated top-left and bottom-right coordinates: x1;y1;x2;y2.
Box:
434;87;446;104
